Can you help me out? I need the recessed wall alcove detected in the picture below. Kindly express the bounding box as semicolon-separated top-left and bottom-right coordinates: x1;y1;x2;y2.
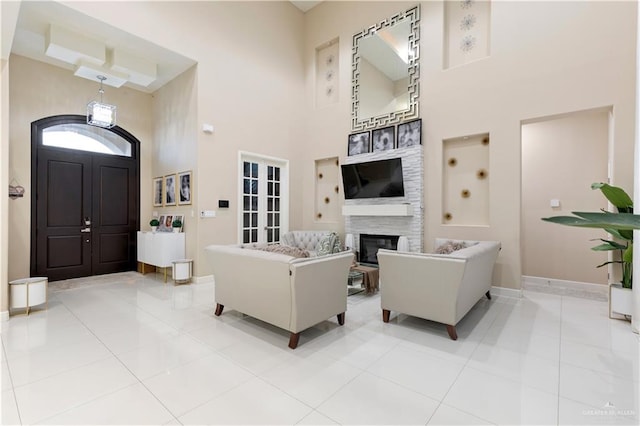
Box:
315;157;340;223
442;133;490;226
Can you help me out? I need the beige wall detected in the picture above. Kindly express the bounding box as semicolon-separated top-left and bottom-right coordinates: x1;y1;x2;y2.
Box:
302;1;637;288
151;66;199;273
62;1;306;277
1;1;637;295
7;55;153;281
522;109;610;284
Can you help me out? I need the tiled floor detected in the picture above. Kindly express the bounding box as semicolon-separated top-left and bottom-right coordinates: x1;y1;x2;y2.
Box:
1;271;638;425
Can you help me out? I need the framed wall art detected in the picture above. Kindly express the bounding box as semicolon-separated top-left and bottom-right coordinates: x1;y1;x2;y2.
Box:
164;174;176;206
153;177;163;207
397;118;422;148
372;126;395;152
178;170;192;205
347;131;370;156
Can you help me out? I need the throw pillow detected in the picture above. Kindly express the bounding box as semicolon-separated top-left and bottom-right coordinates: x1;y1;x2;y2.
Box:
433;240;467;254
316;232;341;256
256;244;310;258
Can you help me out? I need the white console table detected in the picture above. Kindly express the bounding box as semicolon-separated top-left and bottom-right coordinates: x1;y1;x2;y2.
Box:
137;231;186;282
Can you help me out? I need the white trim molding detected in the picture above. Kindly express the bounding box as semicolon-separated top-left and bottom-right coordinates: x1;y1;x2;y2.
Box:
194;275;214;284
522;275;608;301
1;310;9;322
490;285;522;299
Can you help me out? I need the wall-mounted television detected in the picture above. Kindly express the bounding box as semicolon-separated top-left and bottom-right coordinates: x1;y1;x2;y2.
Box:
341;158;405;199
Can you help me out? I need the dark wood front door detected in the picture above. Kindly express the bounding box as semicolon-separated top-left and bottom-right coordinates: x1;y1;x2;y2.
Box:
31;115;140;281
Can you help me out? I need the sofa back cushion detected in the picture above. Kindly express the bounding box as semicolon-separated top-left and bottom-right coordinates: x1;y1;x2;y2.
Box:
281;231;331;251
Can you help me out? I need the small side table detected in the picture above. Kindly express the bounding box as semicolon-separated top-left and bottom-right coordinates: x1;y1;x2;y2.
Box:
172;259;193;284
9;277;48;315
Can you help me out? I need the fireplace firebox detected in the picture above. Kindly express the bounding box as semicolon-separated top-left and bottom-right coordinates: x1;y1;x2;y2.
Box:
359;234;399;265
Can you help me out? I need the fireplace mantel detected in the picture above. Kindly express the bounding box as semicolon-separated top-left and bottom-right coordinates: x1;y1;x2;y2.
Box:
342;204;413;217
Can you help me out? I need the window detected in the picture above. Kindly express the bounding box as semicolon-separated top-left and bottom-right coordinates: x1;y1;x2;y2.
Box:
42;123;132;157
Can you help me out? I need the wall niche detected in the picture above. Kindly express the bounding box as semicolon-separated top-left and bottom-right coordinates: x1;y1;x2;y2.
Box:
444;0;491;69
315;157;340;222
442;133;490;226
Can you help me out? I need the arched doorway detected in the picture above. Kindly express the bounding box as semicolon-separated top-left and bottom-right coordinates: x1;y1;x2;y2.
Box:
31;115;140;281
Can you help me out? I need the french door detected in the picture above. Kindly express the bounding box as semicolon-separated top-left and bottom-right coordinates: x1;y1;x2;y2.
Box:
239;153;288;244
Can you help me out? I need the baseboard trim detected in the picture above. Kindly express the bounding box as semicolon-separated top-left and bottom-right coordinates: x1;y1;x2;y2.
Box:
522;275;608;301
491;285;522;299
1;310;9;322
194;275;214;284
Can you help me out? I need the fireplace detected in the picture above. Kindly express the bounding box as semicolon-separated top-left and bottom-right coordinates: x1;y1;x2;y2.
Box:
359;234;399;265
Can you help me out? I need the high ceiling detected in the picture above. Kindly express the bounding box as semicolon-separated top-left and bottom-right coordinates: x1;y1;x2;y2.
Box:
9;1;196;93
289;1;323;13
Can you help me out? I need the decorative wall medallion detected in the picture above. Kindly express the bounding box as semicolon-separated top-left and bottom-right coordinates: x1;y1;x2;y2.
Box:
460;0;475;10
444;212;453;221
477;169;487;179
326;54;335;66
324;196;330;204
318;173;323;179
448;158;458;167
482;136;490;145
335;185;339;193
461;189;471;198
460;35;477;52
326;69;334;81
326;86;334;97
317;212;323;219
460;14;476;31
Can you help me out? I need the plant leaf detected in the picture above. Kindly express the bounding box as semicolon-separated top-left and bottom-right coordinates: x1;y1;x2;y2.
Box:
592;182;634;212
591;240;626;251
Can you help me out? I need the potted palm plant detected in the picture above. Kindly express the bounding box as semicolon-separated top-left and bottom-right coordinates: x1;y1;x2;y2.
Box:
542;182;634;318
172;218;182;233
149;218;160;233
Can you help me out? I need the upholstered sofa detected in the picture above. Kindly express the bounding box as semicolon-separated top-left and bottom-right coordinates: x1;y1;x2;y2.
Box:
280;230;341;256
377;238;501;340
205;244;353;349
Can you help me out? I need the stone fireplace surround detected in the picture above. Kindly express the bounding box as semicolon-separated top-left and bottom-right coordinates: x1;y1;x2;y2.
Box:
343;145;423;257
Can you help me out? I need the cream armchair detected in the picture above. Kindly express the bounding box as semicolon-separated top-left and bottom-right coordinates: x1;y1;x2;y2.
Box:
205;244;353;349
377;239;501;340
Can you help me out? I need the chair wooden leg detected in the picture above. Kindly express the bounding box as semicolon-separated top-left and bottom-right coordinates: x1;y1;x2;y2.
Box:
288;332;300;349
214;303;224;316
446;325;458;340
485;290;492;300
337;312;345;325
382;309;390;323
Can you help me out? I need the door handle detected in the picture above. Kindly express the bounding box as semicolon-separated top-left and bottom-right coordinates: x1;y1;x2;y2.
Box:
80;227;91;233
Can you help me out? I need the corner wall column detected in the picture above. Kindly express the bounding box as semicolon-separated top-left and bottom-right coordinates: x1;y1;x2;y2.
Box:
632;0;640;334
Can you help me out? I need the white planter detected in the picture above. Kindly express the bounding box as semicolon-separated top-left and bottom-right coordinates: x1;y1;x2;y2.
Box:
151;226;157;233
173;227;180;233
609;283;633;318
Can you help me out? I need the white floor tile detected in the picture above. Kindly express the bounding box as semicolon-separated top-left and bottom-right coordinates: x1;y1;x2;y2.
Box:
561;339;639;381
558;396;639;425
117;333;215;380
178;377;313;425
296;410;339;425
8;336;113;387
13;357;137;425
1;389;21;425
427;403;494;425
142;353;254;417
316;372;439;425
1;360;13;392
467;342;560;394
443;367;558;425
559;363;639;417
366;344;465;401
4;272;638;425
259;350;363;408
37;382;175;425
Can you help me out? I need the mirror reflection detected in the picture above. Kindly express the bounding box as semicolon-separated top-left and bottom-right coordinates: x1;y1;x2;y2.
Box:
352;6;420;131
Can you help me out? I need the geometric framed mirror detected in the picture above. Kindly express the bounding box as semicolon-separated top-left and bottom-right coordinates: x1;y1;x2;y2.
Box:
351;5;420;131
